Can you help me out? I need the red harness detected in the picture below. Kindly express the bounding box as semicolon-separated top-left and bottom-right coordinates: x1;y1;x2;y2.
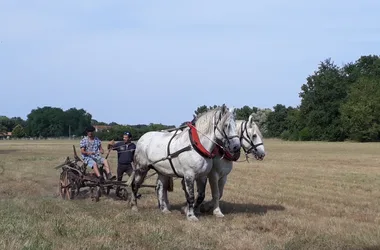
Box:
215;145;241;161
187;122;216;158
187;122;240;161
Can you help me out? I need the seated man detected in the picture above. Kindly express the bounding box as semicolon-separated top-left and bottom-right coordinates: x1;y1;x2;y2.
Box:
80;126;115;182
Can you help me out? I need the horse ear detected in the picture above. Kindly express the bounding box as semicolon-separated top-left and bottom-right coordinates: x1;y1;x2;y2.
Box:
230;106;236;115
222;104;227;113
191;114;197;124
248;114;253;127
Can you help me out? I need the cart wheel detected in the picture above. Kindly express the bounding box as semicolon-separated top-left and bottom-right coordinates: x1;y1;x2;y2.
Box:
66;172;76;200
68;182;76;200
59;180;66;199
59;171;75;200
120;188;129;201
59;171;66;199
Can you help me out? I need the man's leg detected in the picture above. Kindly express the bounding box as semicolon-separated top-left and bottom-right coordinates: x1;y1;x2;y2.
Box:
87;160;105;183
116;163;127;197
117;163;127;181
87;159;100;177
100;158;115;180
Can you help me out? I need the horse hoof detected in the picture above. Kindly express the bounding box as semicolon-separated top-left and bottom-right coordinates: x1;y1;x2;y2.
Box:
132;206;138;212
214;212;224;218
180;206;187;215
187;215;199;222
162;209;171;214
213;209;224;218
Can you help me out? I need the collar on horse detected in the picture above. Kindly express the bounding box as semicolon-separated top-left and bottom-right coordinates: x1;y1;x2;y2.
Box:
159;120;220;178
188;119;240;162
187;122;217;158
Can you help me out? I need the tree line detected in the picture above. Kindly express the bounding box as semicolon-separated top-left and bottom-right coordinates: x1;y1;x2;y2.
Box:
1;54;379;142
0;107;176;141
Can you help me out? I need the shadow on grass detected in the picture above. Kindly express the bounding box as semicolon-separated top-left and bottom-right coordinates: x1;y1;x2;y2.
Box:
0;149;18;154
170;201;285;216
361;246;380;250
219;201;285;215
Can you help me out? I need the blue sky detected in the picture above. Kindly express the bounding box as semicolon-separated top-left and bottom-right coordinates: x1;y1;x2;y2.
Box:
1;0;379;126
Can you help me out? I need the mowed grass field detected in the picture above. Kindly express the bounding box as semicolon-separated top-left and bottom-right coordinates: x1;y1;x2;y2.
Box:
0;139;379;250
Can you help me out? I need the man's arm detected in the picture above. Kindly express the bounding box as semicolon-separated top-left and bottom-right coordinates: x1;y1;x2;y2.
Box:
80;147;94;156
108;141;123;150
80;139;93;156
99;143;104;154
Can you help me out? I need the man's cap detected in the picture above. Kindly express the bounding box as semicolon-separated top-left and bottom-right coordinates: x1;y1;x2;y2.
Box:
124;131;132;137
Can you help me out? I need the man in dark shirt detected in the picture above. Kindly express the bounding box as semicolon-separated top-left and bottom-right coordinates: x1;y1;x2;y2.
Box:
108;131;140;198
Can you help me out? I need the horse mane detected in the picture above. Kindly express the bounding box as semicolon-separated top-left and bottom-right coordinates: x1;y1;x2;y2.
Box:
251;120;263;139
194;105;230;135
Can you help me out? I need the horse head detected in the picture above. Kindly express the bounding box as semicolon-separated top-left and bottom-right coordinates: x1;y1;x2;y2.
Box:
245;114;265;160
212;105;241;154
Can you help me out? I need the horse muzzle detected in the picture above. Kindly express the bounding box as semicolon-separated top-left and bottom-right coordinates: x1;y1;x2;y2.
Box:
226;137;241;153
254;152;265;161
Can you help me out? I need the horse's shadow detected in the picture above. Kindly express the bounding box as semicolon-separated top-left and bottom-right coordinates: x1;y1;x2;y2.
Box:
73;188;122;201
171;201;285;216
217;201;285;215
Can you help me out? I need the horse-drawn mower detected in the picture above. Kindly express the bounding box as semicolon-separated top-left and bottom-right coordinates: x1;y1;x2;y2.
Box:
55;145;132;202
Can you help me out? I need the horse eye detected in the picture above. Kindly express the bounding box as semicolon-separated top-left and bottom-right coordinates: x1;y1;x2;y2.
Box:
252;134;257;138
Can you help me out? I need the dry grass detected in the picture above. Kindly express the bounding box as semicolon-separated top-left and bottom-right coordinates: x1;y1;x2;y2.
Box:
0;139;380;250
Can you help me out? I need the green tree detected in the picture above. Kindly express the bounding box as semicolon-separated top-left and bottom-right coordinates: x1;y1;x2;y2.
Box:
63;108;92;137
266;104;289;137
0;116;14;132
340;77;380;142
298;58;347;141
285;107;302;140
0;124;6;133
250;108;271;136
194;105;210;116
343;55;380;84
27;107;66;138
12;124;26;138
235;106;258;120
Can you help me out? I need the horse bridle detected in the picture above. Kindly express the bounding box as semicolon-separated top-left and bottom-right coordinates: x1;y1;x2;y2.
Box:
213;110;239;150
240;121;264;160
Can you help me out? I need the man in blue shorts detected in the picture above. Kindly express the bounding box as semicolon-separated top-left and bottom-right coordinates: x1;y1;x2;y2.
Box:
80;126;115;182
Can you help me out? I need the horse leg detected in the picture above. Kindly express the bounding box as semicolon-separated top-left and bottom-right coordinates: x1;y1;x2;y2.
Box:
198;170;216;213
129;166;148;212
155;174;171;214
194;176;207;214
211;175;228;218
207;172;224;218
130;179;139;212
181;176;198;221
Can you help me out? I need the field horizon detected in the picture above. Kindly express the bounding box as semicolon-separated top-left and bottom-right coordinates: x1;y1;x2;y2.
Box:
0;139;379;250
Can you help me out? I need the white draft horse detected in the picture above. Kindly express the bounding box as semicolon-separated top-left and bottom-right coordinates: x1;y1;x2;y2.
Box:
131;105;241;221
194;114;266;217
